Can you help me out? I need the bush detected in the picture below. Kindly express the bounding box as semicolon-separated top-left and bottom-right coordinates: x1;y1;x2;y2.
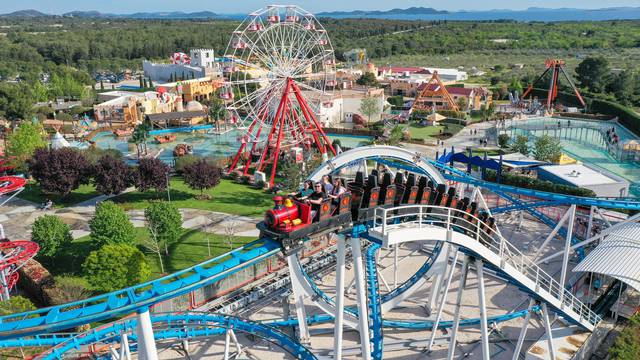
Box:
484;170;596;197
436;109;465;119
83;147;122;166
93;154;134;195
31;215;73;258
29;147;92;196
82;244;150;292
0;296;36;315
182;159;221;195
50;276;91;304
498;134;510;148
609;313;640;359
145;201;182;251
89;201;135;247
135;158;170;192
174;154;200;174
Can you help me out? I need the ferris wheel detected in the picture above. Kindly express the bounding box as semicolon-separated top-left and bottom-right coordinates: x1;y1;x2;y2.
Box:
224;5;338;187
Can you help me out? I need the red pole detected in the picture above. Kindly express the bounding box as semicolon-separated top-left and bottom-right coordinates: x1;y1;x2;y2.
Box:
242;125;263;176
290;81;336;155
269;89;290;187
291;107;311;150
257;80;290;172
228;118;258;174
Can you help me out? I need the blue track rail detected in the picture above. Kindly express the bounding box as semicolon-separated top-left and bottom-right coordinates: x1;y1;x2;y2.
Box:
0;239;280;339
38;313;316;360
365;244;383;360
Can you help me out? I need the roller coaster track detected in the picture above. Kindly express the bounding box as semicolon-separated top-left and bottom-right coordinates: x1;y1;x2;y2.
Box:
35;313;317;360
0;239;281;339
368;205;601;331
0;146;632;355
365;244;383;360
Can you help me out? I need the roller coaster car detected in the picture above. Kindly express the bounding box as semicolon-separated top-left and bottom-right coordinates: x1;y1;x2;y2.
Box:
378;172;397;206
259;193;353;255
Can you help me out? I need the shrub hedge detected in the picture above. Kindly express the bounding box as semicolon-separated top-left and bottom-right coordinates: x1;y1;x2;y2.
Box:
484;169;597;197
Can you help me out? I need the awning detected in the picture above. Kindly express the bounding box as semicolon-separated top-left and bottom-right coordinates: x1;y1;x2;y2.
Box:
573;222;640;291
488;152;548;169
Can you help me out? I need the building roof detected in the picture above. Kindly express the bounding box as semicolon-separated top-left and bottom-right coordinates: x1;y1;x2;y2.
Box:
538;164;623;187
488;152;547;169
574;222;640;291
417;83;475;96
379;66;426;74
146;110;207;122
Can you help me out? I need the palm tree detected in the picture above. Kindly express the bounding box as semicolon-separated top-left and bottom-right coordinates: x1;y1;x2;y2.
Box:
208;99;228;131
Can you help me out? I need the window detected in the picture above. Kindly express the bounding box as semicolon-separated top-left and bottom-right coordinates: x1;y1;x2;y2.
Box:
206;52;210;57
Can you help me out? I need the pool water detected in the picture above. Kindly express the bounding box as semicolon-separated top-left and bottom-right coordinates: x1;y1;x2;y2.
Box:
92;129;372;164
508;117;640;195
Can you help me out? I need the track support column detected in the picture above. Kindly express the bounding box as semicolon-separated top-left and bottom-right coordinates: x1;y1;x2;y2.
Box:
286;254;311;343
334;235;346;360
447;256;470;360
476;258;490;360
541;303;557;360
559;205;576;300
428;242;458;351
351;235;372;360
136;308;158;360
427;243;450;314
512;299;535;360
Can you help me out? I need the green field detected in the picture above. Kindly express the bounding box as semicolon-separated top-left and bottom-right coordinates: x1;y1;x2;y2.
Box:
112;178;273;218
405;123;465;140
49;227;255;280
17;182;99;208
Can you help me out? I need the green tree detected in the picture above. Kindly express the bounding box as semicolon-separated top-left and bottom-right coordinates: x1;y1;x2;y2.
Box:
609;313;640;360
6;121;47;171
89;201;135;247
32;80;49;102
82;244;151;292
144;201;182;255
498;134;510;148
31;215;73;258
608;70;636;106
0;296;35;315
0;83;35;121
575;56;611;93
508;77;523;95
385;125;404;146
359;96;380;123
456;96;468;110
533;134;562;163
511;135;530;155
356;72;379;87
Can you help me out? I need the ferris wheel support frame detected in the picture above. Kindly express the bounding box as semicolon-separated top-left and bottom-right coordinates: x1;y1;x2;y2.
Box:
228;78;336;187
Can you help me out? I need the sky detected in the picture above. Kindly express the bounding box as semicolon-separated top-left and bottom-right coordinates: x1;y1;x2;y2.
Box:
1;0;639;14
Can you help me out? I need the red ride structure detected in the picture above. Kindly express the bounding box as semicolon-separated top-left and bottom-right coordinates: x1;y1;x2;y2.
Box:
522;59;586;110
228;78;336;187
0;176;39;300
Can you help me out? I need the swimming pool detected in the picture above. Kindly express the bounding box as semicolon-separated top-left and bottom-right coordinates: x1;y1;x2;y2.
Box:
506;117;640;195
92;129;373;164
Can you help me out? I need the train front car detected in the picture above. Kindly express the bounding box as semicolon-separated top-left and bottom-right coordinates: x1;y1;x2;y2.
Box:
259;193;353;255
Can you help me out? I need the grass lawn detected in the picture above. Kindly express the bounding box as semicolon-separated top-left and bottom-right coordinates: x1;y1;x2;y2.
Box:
47;227;255;280
113;178;273;218
406;123;464;140
17;182;100;208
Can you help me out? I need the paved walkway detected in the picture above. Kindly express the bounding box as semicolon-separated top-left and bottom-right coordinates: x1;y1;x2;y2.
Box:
402;120;500;160
0;193;261;242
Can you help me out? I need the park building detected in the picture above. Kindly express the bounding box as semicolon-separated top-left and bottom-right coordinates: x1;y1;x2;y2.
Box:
143;48;221;83
304;86;386;126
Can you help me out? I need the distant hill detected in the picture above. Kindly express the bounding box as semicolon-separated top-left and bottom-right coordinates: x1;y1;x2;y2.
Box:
62;10;220;19
0;9;49;17
0;10;221;19
318;7;448;17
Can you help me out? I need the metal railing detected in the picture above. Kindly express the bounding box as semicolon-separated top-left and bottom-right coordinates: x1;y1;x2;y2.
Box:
372;205;601;328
